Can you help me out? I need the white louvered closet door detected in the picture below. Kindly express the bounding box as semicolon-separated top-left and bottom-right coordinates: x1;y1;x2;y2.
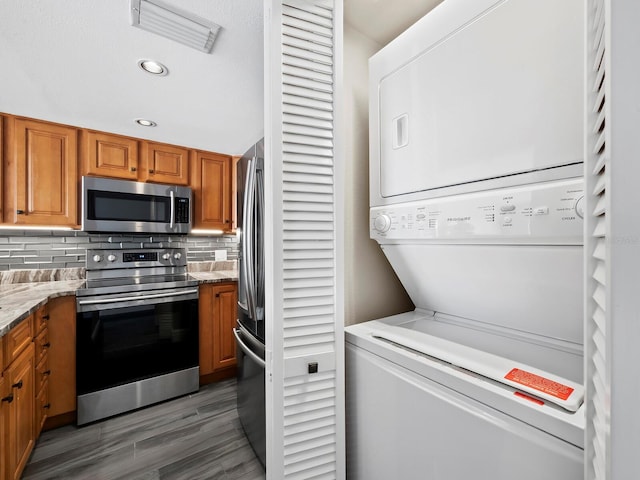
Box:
585;0;609;478
585;1;640;479
264;0;345;479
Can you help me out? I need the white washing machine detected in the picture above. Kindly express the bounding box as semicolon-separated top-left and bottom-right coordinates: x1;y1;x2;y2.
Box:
346;180;585;479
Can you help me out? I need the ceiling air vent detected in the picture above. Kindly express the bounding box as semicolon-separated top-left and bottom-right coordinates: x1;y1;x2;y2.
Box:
130;0;221;53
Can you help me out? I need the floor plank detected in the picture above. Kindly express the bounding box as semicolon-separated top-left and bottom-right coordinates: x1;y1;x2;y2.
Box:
23;379;265;480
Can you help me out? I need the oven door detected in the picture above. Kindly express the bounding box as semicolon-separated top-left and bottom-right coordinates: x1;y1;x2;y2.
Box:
76;289;199;398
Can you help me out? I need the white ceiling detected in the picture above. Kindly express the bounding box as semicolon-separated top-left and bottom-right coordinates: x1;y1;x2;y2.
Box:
0;0;264;156
345;0;443;47
0;1;437;157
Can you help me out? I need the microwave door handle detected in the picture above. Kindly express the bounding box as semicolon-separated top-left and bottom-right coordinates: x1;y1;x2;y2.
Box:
169;190;175;230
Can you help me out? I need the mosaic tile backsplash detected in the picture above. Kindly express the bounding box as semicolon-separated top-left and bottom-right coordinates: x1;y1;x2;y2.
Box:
0;230;239;271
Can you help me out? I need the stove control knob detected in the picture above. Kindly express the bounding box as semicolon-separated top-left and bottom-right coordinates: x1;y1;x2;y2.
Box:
174;252;182;260
107;254;117;262
92;255;102;263
162;253;171;260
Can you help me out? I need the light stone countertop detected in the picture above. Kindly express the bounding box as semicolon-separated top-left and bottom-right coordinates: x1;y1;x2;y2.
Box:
188;270;238;284
0;263;237;339
0;280;85;337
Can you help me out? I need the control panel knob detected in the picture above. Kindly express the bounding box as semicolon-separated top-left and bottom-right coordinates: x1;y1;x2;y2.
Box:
162;253;171;260
92;255;102;263
373;214;392;233
174;252;182;260
575;196;585;219
107;254;117;262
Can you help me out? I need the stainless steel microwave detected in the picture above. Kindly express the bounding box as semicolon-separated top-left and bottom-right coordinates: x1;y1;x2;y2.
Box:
81;176;192;234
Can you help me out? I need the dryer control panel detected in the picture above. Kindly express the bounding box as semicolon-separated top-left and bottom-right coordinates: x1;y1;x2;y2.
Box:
370;178;584;245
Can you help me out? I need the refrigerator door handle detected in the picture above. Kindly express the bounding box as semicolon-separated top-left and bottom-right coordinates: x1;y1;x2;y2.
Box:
253;159;264;321
241;157;257;320
233;328;266;368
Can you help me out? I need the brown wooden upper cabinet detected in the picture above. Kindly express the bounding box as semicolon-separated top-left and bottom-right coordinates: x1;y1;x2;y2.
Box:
82;132;189;186
191;151;233;231
4;117;78;227
0;115;4;223
141;141;190;185
81;130;139;181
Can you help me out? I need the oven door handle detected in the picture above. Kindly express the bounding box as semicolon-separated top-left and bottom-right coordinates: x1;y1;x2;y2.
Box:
77;288;199;306
233;328;266;368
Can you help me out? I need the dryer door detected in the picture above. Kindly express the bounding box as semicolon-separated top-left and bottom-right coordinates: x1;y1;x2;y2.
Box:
374;0;583;199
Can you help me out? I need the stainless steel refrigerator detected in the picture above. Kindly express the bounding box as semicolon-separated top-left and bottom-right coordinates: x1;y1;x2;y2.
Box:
234;138;266;469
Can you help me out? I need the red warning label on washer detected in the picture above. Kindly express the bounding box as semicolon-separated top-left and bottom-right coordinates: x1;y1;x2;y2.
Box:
505;368;574;401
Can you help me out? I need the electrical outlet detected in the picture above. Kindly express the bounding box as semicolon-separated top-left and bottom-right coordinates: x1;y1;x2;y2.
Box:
214;249;227;261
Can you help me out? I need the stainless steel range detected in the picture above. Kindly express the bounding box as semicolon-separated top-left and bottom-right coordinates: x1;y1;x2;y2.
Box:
75;247;199;425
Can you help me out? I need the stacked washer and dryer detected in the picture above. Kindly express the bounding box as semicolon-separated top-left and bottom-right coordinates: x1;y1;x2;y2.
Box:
346;0;586;478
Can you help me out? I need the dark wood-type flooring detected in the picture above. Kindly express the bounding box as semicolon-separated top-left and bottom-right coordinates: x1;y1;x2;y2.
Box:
22;379;265;480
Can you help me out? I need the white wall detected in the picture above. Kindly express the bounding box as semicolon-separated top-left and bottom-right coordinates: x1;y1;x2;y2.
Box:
343;24;414;326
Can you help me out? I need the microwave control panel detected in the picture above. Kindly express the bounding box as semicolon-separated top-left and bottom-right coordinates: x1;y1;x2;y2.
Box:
371;178;584;245
175;197;190;223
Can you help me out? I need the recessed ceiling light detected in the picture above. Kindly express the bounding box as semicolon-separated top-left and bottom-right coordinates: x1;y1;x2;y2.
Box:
135;119;157;127
138;59;168;76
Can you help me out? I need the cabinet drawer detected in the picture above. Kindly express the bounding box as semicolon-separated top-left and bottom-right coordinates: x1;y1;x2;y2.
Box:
4;315;33;365
34;328;50;365
0;336;4;372
35;355;51;393
35;378;50;437
34;304;50;335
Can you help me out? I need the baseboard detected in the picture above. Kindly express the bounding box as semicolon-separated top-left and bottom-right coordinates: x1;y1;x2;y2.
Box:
43;412;76;431
199;367;236;385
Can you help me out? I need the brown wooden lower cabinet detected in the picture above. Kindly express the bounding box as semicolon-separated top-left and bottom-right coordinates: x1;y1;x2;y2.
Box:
45;296;76;424
199;282;238;384
0;296;76;480
0;373;7;480
5;342;35;480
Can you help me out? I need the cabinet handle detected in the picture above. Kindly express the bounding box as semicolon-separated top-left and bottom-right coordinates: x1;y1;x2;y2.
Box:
42;314;50;320
1;394;13;404
225;219;230;224
43;342;51;348
44;403;51;409
16;209;25;215
44;370;51;376
149;169;155;174
12;380;23;390
131;167;137;172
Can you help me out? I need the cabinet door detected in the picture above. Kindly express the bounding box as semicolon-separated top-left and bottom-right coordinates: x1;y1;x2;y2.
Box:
191;151;232;231
6;343;35;480
141;142;189;185
10;118;78;226
47;296;76;418
82;130;139;180
199;282;238;377
199;284;215;376
0;373;6;480
212;283;238;371
1;115;4;223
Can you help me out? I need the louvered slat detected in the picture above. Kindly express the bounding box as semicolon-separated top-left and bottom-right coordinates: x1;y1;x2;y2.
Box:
284;84;334;102
284;65;333;84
